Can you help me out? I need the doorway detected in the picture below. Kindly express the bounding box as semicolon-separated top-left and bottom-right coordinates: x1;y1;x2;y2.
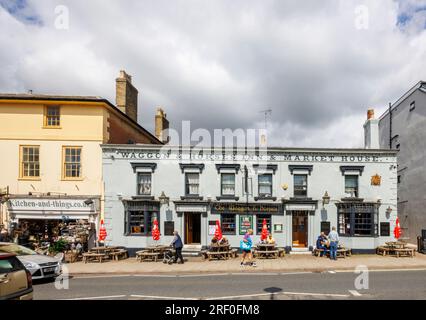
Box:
184;213;201;244
292;211;308;248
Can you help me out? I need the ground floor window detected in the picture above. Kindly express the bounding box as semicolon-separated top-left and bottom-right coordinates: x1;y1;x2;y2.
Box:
337;203;378;237
125;201;160;236
221;214;236;234
256;215;272;234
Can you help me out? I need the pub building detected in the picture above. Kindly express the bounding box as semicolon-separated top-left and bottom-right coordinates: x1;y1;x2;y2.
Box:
102;142;398;255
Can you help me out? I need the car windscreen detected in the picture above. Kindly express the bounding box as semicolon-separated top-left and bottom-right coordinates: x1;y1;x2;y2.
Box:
0;243;37;256
0;256;25;273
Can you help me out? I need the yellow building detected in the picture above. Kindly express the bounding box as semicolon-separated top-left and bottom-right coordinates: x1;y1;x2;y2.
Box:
0;71;165;246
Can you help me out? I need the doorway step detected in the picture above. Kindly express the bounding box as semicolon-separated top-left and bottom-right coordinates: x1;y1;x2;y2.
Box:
290;247;311;255
182;244;202;257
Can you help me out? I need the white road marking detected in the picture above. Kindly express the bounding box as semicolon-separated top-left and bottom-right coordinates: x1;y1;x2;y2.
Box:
60;295;127;300
178;273;230;277
130;294;198;300
335;268;426;273
348;290;362;297
328;271;336;274
71;275;132;280
206;291;350;300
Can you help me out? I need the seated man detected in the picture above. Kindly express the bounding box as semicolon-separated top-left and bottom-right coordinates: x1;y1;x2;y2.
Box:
316;232;328;257
266;234;275;244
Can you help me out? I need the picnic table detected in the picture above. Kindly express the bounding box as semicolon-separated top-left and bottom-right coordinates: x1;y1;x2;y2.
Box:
83;246;128;263
253;243;285;259
313;246;351;258
136;245;170;262
202;243;237;260
377;241;415;257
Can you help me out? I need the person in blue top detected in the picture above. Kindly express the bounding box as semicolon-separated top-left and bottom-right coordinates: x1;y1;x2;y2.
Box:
170;230;184;264
328;227;340;261
316;232;328;257
240;229;256;267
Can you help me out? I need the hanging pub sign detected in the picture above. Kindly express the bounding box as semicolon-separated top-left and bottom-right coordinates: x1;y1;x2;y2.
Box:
239;215;253;235
211;202;281;215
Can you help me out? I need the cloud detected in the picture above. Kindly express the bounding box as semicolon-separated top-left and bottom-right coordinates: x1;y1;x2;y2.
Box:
0;0;425;148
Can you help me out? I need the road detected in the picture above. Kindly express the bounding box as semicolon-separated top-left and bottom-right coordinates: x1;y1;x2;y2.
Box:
33;269;426;300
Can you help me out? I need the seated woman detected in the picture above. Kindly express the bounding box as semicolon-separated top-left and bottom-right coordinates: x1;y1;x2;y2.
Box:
219;236;229;246
266;234;276;244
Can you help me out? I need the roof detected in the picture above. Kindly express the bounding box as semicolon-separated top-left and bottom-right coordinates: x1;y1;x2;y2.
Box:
379;81;426;121
101;143;398;155
0;93;162;144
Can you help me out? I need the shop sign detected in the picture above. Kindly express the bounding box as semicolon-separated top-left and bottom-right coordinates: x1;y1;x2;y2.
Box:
211;203;281;215
274;224;283;233
239;215;253;235
285;204;316;211
208;221;216;236
176;205;207;213
7;198;96;213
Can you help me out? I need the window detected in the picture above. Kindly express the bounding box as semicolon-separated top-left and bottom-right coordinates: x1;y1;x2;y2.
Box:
258;174;272;197
294;174;307;197
221;173;235;196
63;147;82;179
256;215;272;234
397;175;401;184
345;175;358;197
185;173;200;196
137;173;152;195
125;201;159;236
20;146;40;178
380;222;390;237
44;106;60;127
221;214;236;234
337;203;378;237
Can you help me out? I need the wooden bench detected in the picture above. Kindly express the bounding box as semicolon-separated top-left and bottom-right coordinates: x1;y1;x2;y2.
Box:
136;251;160;262
377;246;391;256
82;253;105;263
393;248;415;258
206;251;229;261
254;250;279;259
337;248;351;258
313;248;326;257
229;249;238;258
110;249;128;261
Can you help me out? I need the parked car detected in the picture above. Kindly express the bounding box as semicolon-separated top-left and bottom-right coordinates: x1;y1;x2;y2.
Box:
0;242;62;280
0;252;33;300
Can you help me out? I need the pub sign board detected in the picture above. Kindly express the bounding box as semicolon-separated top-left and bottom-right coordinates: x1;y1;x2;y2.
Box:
239;215;253;235
211;202;281;215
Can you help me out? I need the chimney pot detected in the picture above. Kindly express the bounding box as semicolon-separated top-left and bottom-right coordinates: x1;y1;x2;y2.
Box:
367;109;375;120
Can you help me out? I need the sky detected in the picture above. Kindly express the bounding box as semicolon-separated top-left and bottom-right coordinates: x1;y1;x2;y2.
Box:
1;0;426;148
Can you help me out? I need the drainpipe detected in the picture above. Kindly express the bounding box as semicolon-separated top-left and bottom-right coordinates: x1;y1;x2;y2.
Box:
389;102;392;149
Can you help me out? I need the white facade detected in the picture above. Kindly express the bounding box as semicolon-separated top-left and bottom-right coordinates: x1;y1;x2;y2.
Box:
102;145;398;253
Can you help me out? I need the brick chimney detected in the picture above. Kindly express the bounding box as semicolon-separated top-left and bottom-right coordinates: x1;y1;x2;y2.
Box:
155;107;170;143
364;108;380;149
116;70;138;122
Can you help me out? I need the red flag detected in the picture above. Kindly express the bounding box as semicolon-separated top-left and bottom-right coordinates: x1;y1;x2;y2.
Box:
152;218;160;241
214;220;222;241
261;218;269;241
98;219;107;241
393;217;402;240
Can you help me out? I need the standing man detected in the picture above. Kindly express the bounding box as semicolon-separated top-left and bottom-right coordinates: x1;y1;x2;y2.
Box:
328;227;339;260
171;230;184;264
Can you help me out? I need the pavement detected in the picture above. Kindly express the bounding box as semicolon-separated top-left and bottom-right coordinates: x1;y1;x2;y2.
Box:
63;253;426;275
33;270;426;300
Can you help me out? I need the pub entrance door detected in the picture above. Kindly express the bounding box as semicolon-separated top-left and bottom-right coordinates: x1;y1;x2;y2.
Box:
184;213;201;244
292;211;308;248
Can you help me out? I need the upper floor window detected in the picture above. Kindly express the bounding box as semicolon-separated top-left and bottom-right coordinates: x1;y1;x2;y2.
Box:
294;174;307;197
63;146;82;179
20;146;40;178
44;106;61;127
137;173;152;195
221;173;235;196
185;173;200;196
258;174;272;197
345;175;358;198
